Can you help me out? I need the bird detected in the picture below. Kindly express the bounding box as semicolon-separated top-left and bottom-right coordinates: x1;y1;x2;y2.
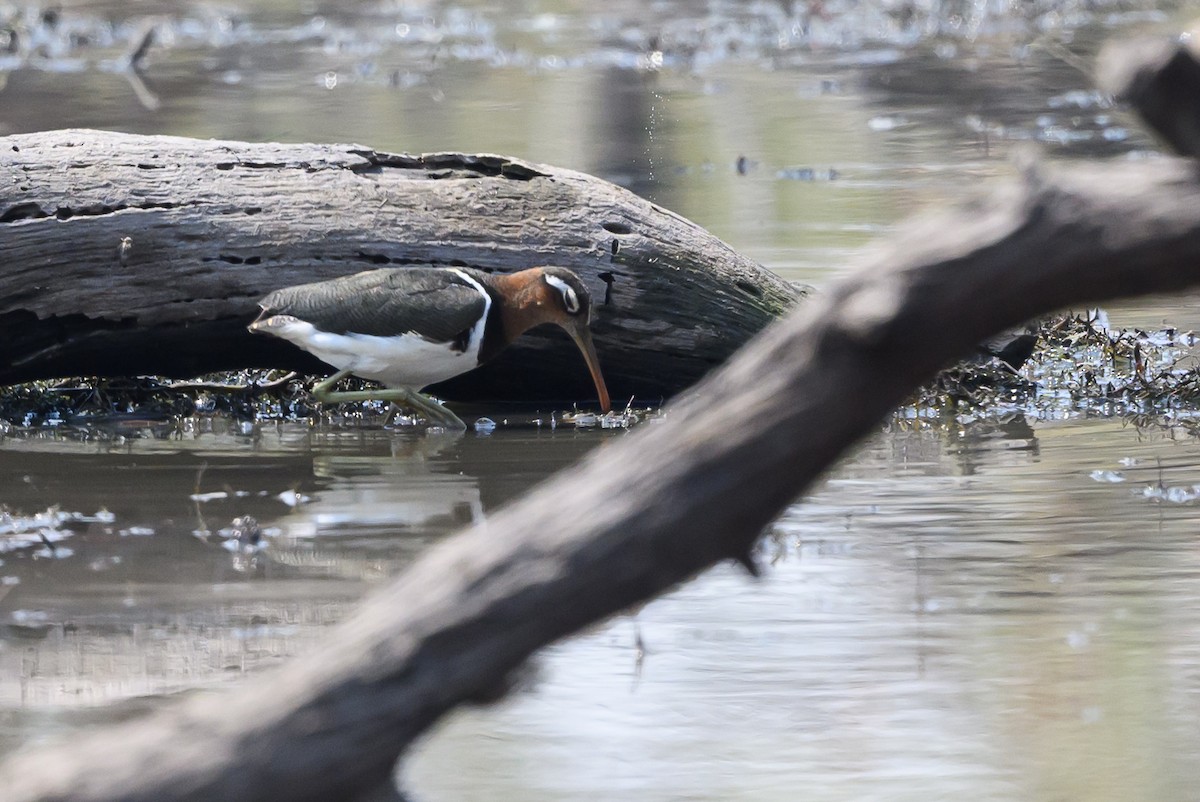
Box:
975;331;1038;373
247;265;611;429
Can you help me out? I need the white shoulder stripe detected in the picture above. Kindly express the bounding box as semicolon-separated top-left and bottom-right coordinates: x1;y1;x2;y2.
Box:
448;268;492;356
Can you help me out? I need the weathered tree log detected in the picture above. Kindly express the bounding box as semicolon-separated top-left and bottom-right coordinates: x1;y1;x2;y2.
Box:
0;31;1197;802
0;130;800;402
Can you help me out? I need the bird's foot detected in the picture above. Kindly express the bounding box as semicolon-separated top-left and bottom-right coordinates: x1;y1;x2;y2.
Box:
398;391;467;432
310;372;465;431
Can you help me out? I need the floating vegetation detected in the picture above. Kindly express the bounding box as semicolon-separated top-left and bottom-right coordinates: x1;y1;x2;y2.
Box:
561;401;647;429
0;506;115;558
775;166;840;182
1087;455;1200;505
188;515;282;575
1029;312;1200;411
1139;481;1200;504
0;0;1170;85
2;310;1198;436
0;371;648;438
189;488;312;506
215;516;268;553
0;372;287;430
900;311;1200;426
0;370;311;433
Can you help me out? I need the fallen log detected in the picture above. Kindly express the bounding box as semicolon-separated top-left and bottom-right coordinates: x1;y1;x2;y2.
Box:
0;29;1195;802
0;130;801;402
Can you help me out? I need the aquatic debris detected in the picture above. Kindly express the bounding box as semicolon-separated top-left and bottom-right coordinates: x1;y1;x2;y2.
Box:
473;417;497;434
0;371;300;429
204;515;282;575
601;404;647;429
1089;470;1126;483
868;115;906;131
562;399;648;429
0;505;113;556
276;489;311;507
776;166;839;182
218;515;265;552
189;488;311;506
0;0;1165;92
190;491;233;502
561;410;600;427
9;528;61;557
33;544;73;559
1139;483;1200;504
903;311;1200;424
204;516;281;556
3;311;1197;435
0;352;639;430
87;555;122;573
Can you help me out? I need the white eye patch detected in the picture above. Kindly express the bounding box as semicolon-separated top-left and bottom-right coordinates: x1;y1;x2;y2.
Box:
545;274;581;314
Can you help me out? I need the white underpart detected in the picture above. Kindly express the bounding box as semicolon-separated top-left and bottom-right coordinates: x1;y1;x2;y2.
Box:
261;268;492;390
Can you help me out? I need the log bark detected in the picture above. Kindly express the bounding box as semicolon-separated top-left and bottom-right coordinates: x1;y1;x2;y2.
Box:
0;130;800;402
3;29;1198;802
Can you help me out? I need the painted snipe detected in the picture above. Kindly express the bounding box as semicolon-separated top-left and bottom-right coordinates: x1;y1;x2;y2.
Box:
248;266;612;429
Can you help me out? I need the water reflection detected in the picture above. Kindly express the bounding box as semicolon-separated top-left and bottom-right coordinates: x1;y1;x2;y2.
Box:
585;66;672;197
2;412;1200;798
407;418;1200;802
273;433;483;572
0;422;616;754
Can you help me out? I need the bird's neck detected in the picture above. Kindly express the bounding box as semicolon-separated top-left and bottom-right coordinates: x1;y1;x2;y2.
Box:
489;271;550;341
477;270;547;363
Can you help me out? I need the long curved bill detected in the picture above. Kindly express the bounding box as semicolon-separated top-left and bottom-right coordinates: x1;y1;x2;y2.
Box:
565;322;612;413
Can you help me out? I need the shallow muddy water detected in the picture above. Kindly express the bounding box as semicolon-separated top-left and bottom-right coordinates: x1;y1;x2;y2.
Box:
3;1;1200;800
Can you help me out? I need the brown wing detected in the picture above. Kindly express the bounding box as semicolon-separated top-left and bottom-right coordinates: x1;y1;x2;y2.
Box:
257;268;487;346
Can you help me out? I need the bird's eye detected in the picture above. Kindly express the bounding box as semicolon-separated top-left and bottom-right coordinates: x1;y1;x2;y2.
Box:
545;275;582;315
561;286;580;314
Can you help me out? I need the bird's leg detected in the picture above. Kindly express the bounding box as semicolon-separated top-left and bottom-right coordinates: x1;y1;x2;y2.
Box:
310;370;354;403
309;371;465;430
